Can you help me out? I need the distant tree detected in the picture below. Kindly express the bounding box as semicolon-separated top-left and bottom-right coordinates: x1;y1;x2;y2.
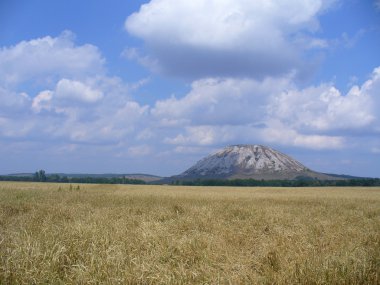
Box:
39;170;47;182
34;170;47;182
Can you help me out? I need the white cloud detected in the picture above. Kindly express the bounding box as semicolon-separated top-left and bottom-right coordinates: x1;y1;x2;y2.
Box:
129;77;150;91
32;90;53;113
122;47;160;73
0;87;30;114
126;0;332;48
164;126;227;146
152;76;289;126
260;121;345;149
0;33;148;145
153;66;380;150
39;86;149;143
267;83;375;132
0;31;104;87
125;0;337;78
55;79;103;103
271;66;380;133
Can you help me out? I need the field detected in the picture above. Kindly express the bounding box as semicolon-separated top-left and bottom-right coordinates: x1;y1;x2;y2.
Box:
0;182;379;284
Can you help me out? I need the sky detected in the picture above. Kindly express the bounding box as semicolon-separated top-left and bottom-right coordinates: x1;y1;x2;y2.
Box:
0;0;379;177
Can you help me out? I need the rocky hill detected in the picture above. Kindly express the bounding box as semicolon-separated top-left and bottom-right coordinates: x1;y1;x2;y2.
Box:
174;145;338;181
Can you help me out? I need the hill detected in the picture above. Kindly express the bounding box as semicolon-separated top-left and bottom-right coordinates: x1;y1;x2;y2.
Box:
171;144;342;181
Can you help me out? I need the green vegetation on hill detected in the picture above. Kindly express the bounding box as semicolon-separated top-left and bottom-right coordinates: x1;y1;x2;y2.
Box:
170;178;380;187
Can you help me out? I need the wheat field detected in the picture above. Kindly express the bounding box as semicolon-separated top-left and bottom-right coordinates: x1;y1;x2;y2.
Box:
0;182;379;284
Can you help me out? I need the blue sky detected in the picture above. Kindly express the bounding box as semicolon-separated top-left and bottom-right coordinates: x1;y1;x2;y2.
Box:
0;0;380;177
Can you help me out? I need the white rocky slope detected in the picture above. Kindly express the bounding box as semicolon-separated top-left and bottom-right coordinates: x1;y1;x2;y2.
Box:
177;145;332;180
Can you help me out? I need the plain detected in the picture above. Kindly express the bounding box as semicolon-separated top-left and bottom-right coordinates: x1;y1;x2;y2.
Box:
0;182;379;284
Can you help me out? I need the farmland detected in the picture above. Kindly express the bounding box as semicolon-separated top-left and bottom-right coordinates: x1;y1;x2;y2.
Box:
0;182;379;284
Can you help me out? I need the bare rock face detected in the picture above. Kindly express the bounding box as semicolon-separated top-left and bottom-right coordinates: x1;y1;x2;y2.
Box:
177;144;331;180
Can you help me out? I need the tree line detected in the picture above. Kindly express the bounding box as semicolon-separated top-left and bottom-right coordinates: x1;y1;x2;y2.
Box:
170;178;380;187
1;170;379;187
0;170;146;185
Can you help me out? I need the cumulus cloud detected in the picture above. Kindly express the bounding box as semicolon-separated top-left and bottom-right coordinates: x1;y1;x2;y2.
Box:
278;67;380;134
125;0;337;79
165;126;231;146
0;31;104;88
267;84;375;132
55;79;103;103
260;121;345;149
153;66;380;150
0;32;149;149
152;76;290;126
29;79;149;143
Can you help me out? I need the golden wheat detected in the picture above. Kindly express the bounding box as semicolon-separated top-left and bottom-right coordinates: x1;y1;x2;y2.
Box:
0;182;379;284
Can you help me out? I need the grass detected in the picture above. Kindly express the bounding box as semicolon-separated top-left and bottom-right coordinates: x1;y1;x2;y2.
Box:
0;182;379;284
